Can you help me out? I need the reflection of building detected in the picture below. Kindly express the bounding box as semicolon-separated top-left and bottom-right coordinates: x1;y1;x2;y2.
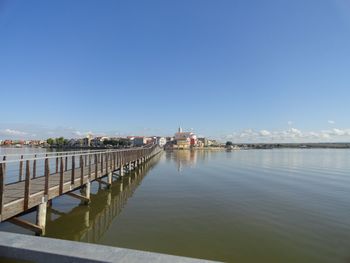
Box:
172;150;197;172
174;126;197;149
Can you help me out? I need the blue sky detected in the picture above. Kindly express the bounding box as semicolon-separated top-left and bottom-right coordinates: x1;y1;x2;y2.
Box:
1;0;350;142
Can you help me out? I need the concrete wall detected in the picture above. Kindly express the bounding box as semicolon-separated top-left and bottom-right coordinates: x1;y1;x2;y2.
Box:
0;231;216;263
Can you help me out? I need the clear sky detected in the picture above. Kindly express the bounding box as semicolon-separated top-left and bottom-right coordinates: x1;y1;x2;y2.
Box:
1;0;350;142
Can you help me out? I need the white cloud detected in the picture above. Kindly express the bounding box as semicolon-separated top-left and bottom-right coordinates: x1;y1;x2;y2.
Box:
221;127;350;143
328;120;335;124
259;130;271;136
0;129;27;136
332;128;345;136
289;128;302;137
72;131;93;138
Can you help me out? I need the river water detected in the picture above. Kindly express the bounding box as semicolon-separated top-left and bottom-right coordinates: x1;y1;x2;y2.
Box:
1;148;350;262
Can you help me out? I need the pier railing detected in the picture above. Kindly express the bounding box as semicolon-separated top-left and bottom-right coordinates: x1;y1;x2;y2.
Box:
0;144;162;229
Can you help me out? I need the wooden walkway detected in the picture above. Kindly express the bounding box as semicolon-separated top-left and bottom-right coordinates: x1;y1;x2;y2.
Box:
0;145;162;234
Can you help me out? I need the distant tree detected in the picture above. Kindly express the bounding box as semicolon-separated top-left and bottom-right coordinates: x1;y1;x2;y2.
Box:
226;141;233;147
56;137;67;146
47;138;55;145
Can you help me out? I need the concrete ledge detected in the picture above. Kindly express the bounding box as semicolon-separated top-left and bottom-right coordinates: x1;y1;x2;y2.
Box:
0;231;216;263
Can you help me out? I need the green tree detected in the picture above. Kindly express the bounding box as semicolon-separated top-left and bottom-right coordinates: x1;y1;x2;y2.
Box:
47;138;55;145
226;141;233;147
56;137;66;146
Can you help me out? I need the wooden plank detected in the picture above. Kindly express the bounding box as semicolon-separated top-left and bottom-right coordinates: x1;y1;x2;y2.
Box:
9;217;42;235
66;192;89;203
95;178;110;186
24;160;31;211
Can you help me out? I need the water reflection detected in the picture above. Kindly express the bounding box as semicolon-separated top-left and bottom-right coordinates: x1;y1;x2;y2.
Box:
44;154;161;242
166;149;225;173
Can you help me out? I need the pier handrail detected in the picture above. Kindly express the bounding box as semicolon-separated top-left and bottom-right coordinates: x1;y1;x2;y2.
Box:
0;149;106;157
0;145;155;164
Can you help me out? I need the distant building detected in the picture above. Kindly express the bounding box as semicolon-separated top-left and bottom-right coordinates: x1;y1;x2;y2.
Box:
166;137;174;142
174;126;197;149
91;136;109;147
156;137;167;147
133;137;145;147
82;134;93;147
133;137;154;147
3;140;12;145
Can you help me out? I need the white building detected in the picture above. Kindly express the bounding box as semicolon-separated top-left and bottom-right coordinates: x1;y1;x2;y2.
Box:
156;137;167;147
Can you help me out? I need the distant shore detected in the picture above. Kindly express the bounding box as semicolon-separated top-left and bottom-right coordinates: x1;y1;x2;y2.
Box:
170;143;350;150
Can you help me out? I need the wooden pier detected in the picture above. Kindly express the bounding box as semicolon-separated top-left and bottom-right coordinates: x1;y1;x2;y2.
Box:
0;144;162;235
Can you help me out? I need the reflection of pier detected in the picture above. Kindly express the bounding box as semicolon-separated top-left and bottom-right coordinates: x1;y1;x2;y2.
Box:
45;154;161;242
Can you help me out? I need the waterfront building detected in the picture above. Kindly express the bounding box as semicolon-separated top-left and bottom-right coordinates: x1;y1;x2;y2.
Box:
3;140;12;145
174;126;197;149
133;137;146;147
156;137;167;147
166;136;174;142
91;136;109;147
82;134;93;147
133;136;154;147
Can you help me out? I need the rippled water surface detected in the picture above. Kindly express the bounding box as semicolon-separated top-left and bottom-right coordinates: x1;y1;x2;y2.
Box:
2;148;350;262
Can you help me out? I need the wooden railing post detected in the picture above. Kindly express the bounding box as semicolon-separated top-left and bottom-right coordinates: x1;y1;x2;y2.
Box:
2;156;6;181
71;155;75;185
59;157;64;194
88;154;92;180
95;154;98;179
33;154;37;179
0;163;5;218
19;155;23;181
65;155;68;171
24;160;31;210
99;153;102;175
80;155;84;185
106;153;109;174
44;158;50;196
55;156;59;173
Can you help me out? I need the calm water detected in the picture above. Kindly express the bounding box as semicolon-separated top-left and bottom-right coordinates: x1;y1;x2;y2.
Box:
2;148;350;262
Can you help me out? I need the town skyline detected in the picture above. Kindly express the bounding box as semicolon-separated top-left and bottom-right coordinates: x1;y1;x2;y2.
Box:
1;123;350;143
